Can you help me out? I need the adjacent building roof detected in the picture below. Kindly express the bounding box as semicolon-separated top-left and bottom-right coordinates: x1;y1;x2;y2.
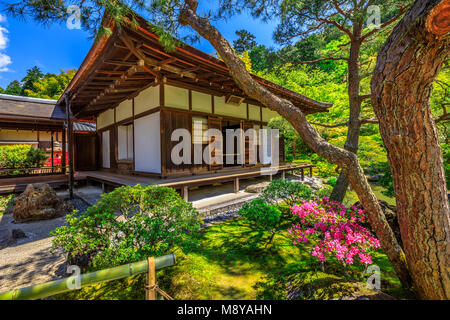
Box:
59;15;332;118
73;121;96;132
0;94;96;132
0;94;65;121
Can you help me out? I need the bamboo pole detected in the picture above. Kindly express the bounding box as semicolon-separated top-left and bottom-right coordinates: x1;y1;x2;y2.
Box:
0;254;175;300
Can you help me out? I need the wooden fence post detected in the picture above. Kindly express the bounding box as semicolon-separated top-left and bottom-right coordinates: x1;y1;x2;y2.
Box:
146;257;156;300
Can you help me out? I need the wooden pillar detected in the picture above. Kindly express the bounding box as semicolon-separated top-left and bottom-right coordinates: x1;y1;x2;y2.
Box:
301;168;305;181
65;93;74;200
234;177;239;193
51;131;54;173
281;170;285;180
309;166;313;177
61;127;66;173
181;186;189;202
293;135;297;160
269;174;273;182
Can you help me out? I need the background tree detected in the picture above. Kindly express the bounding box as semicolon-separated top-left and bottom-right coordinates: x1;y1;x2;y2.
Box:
233;29;257;53
4;80;21;95
214;0;412;202
20;66;44;96
0;68;76;99
252;0;412;203
371;0;450;299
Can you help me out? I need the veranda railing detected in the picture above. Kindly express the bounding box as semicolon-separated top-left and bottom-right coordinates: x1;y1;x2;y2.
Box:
0;254;176;300
0;166;68;178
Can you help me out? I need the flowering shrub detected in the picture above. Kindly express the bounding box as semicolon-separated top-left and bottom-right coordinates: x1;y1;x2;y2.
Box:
51;185;202;270
288;197;380;266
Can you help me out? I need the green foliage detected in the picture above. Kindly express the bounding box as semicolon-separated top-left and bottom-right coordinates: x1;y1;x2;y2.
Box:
25;69;77;99
249;45;280;73
4;80;21;95
0;145;47;169
233;29;257;54
51;185;202;270
442;144;450;190
238;179;311;246
60;218;409;300
21;66;44;95
261;179;312;209
315;186;333;199
2;67;76;99
379;163;395;198
239;198;282;234
326;177;337;187
0;194;14;215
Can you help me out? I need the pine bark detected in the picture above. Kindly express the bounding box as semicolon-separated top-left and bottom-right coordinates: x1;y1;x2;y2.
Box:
179;0;412;289
371;0;450;299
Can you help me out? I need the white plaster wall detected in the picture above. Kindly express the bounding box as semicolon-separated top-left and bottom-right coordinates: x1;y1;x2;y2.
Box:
97;108;114;129
134;85;160;115
118;125;134;160
116;99;133;122
191;91;212;113
262;108;279;122
214;96;247;119
164;85;189;110
248;104;261;121
134;112;161;173
0;129;37;141
102;130;110;168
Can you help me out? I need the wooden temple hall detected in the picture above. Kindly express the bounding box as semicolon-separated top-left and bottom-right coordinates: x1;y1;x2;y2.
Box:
51;15;331;199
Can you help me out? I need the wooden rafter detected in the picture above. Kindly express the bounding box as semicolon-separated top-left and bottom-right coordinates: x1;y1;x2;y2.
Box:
119;31;198;80
86;59;145;110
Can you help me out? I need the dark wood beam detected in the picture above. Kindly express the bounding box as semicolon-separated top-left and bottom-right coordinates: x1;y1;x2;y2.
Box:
64;93;74;200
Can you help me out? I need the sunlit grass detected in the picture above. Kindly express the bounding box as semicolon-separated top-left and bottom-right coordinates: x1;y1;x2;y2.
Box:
58;217;410;300
343;184;396;207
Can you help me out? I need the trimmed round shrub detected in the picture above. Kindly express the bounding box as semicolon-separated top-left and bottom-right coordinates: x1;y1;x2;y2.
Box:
51;185;202;270
262;179;312;209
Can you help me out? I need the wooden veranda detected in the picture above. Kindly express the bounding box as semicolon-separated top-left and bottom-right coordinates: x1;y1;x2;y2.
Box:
80;164;315;201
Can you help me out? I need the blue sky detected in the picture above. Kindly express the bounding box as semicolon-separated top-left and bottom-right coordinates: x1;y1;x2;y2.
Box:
0;3;280;89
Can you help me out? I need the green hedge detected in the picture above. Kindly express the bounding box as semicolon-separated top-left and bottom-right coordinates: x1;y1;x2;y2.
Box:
0;145;47;169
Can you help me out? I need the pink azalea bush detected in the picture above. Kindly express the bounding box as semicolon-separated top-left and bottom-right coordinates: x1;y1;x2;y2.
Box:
288;197;380;266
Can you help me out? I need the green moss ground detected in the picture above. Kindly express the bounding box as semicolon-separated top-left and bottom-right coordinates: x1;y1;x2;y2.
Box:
343;184;396;207
57;217;411;300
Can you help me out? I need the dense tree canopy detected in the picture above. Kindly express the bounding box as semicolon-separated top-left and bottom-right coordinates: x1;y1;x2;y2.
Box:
233;29;257;54
0;67;76;99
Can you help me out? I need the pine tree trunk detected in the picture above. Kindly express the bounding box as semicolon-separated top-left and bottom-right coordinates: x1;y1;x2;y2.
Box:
330;32;363;203
179;1;412;289
371;0;450;299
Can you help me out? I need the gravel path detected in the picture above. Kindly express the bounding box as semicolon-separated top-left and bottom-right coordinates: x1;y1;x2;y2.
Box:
0;198;88;292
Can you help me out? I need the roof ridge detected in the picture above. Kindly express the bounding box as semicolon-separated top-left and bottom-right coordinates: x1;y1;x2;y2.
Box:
0;94;57;105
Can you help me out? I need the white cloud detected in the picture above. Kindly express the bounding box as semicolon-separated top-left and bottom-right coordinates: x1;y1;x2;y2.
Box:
0;26;9;50
0;53;11;71
0;15;11;72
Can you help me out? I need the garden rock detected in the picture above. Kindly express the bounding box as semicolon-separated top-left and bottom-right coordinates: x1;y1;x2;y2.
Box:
294;176;325;192
13;184;73;223
245;181;271;193
353;200;402;247
12;229;26;239
367;174;384;182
